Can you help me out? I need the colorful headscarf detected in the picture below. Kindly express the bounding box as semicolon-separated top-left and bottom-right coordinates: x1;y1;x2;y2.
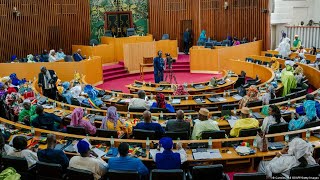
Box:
293;35;300;47
303;100;317;120
9;73;26;86
27;54;34;63
156;93;166;109
77;140;90;154
62;82;70;93
1;76;10;84
83;85;102;109
11;55;17;62
294;66;303;75
159;137;173;150
101;106;118;129
70;108;84;126
247;85;259;99
173;84;188;95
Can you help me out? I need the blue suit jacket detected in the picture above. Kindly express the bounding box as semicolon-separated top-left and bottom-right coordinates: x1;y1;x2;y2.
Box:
156;150;181;169
153;57;164;74
73;53;84;62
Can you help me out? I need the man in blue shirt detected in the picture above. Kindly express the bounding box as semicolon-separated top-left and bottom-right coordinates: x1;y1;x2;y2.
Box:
108;142;148;176
37;134;69;170
155;137;182;169
153;51;164;83
73;49;86;62
134;111;164;139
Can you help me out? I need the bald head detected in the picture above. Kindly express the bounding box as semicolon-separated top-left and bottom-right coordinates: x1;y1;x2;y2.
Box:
47;134;56;149
176;110;184;120
143;110;151;123
137;90;146;99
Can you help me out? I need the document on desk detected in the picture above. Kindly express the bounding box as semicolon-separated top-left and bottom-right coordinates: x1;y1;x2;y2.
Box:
193;149;222;160
171;99;181;104
92;148;106;158
232;94;243;100
217;97;226;102
227;119;238;128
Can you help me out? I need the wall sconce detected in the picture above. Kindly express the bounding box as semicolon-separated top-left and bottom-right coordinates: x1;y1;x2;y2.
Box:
224;2;228;10
13;7;21;17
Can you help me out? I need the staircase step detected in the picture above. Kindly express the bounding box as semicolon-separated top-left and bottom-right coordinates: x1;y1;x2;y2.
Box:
103;73;132;82
103;64;124;71
103;69;128;76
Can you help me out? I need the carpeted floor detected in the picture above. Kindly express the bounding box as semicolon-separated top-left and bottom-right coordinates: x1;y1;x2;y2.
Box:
97;72;223;93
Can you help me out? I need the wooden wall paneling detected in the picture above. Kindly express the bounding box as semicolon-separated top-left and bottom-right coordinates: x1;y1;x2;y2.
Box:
149;0;270;51
0;0;90;62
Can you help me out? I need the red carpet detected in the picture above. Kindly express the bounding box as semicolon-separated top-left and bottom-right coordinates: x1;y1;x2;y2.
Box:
97;72;222;93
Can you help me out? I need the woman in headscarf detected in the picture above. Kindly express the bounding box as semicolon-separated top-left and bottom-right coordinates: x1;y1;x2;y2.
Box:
48;50;57;62
5;91;22;117
82;85;103;109
238;85;259;109
270;57;280;71
232;37;240;46
61;82;73;104
70;84;86;103
197;30;207;46
10;55;19;63
261;105;285;133
173;84;188;96
70;108;96;135
33;54;41;62
292;35;301;51
9;73;26;87
151;93;175;113
26;54;35;63
293;64;304;85
258;137;317;179
281;61;297;96
276;37;291;58
100;106;132;136
309;46;317;55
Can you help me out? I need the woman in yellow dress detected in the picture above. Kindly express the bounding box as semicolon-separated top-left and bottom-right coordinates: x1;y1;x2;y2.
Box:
270;57;279;71
100;106;132;137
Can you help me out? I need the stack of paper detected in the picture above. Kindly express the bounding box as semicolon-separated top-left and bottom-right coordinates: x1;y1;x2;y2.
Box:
92;148;106;157
227;120;238;128
217;97;226;102
235;146;251;154
193;149;222;160
232;94;243;100
172;99;181;104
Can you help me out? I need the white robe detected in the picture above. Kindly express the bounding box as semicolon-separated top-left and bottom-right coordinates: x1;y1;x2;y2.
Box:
276;39;291;58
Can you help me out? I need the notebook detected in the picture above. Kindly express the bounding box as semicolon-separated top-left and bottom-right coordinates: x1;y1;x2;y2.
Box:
253;112;264;119
155;87;164;91
194;85;205;89
268;142;285;150
208;97;219;102
232;94;243;100
192;149;222;160
171;99;181;104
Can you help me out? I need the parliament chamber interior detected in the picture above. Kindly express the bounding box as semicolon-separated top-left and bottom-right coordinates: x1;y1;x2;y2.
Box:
0;0;320;179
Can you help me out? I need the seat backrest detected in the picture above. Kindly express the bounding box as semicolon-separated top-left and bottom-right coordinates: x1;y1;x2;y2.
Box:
133;129;155;140
221;110;231;117
143;57;153;64
66;167;94;180
290;164;320;178
233;172;266;180
265;53;273;57
285;93;296;100
269;97;285;104
247;100;263;107
2;155;29;172
274;54;282;58
150;108;168;113
246;58;254;63
127;28;135;37
36;161;63;179
151;169;185;180
206;107;218;112
162;34;170;40
201;130;226;139
239;128;260;137
268;123;288;134
96;128;118;138
108;170;140;180
164;131;189;140
128;107;147;112
304;120;320;128
222;104;239;110
192;164;224;180
234;77;246;88
66;125;86;135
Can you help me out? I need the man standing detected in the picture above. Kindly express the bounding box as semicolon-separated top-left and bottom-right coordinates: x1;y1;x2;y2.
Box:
38;66;58;100
183;28;191;54
153;50;164;83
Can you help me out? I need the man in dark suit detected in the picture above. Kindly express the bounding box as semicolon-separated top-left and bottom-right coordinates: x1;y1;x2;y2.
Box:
73;49;86;62
153;50;165;83
165;110;190;136
183;28;191;54
38;66;58;100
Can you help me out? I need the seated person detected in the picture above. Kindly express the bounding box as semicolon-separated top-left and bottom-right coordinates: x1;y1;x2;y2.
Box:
0;82;6;99
281;60;297;96
73;49;86;62
232;37;240;46
31;105;62;131
293;64;304;85
18;99;37;124
48;49;57;62
165;110;190;135
100;106;132;137
128;90;151;110
37;134;69;170
230;107;259;137
82;85;104;109
9;73;26;87
297;53;307;64
173;84;188;95
191;108;220;140
270;57;280;71
151;93;175;113
56;48;66;60
134;110;164;139
261;105;285;133
5;136;38;168
154;137;187;169
69;140;108;180
314;54;320;70
238;85;259;109
258;137;317;179
296;46;307;54
70;108;96;135
108;142;148;176
61;82;73;104
197;30;207;46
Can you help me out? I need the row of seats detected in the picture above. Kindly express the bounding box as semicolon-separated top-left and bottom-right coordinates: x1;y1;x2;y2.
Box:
4;154;319;180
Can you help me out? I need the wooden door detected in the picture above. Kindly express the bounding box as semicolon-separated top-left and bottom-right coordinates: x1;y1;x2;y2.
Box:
179;20;192;52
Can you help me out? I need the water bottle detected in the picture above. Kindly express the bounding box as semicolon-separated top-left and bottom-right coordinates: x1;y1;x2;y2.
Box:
142;81;145;85
208;137;212;149
168;94;172;101
285;135;289;144
233;107;237;116
191;81;194;87
127;111;130;118
249;110;253;117
30;126;35;135
227;90;230;97
84;108;88;116
110;136;114;147
86;134;90;142
287;98;291;107
253;138;258;149
223;91;226;97
146;137;150;151
150;93;154;100
188;115;192;120
160;111;164;120
306;130;310;142
148;82;151;86
53;102;56;109
177;137;181;149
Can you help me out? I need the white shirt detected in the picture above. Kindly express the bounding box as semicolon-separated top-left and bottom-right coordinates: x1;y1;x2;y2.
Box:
49;55;57;62
128;98;151;110
69;156;108;180
261;116;285;133
5;145;38;168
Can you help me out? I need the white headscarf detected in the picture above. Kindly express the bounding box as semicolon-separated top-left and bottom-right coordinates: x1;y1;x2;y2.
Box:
285;60;295;67
288;138;315;162
48;50;57;62
27;54;34;63
1;76;10;83
70;85;82;98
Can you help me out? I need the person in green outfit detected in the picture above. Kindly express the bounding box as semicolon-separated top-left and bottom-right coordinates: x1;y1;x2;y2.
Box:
18;99;37;125
281;60;297;96
292;35;301;51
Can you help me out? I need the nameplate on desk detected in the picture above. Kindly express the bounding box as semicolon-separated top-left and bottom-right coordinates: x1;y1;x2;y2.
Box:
171;99;181;104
